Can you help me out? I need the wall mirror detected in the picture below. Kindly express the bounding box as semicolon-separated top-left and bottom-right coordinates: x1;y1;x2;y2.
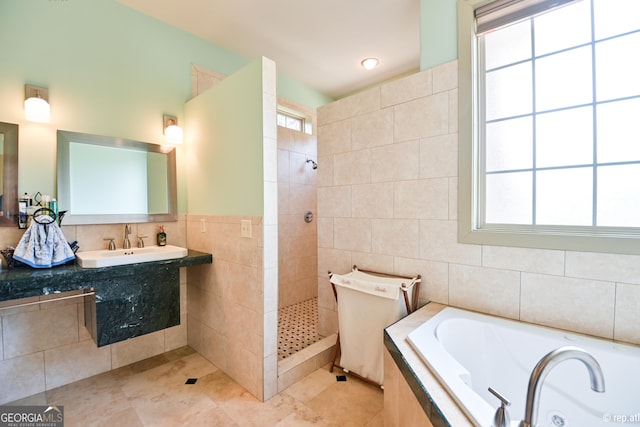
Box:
57;130;177;225
0;122;18;226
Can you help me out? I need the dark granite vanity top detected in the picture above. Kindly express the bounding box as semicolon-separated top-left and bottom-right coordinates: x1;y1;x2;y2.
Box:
0;249;212;302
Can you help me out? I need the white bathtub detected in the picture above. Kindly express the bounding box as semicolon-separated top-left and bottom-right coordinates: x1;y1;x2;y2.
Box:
407;307;640;427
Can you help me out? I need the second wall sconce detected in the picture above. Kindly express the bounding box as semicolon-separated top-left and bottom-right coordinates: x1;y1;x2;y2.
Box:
163;114;183;144
25;84;51;123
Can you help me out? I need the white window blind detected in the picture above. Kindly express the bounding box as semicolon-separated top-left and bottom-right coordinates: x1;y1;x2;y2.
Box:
476;0;579;33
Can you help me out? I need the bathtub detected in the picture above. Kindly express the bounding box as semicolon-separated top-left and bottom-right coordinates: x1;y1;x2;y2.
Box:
407;307;640;427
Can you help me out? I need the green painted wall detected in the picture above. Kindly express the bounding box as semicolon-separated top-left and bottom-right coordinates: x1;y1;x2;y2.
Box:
278;74;333;107
420;0;458;70
0;0;328;214
185;58;269;216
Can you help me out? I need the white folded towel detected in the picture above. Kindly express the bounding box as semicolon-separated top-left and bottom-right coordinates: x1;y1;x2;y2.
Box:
13;215;76;268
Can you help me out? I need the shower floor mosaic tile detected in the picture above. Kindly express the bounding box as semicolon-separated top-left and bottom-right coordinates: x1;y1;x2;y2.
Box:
278;297;321;360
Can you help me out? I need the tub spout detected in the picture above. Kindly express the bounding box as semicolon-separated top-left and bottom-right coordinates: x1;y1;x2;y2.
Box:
519;346;605;427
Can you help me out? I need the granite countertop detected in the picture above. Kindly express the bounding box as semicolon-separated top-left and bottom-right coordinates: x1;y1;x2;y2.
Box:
0;249;212;302
384;302;474;427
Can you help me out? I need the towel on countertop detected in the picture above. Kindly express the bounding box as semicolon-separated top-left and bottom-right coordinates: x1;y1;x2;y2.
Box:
13;215;76;268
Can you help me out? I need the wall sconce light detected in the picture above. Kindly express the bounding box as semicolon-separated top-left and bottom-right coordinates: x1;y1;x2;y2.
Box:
24;84;51;123
163;114;183;144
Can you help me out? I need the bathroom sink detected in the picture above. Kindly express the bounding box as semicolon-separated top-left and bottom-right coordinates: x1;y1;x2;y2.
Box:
76;245;188;268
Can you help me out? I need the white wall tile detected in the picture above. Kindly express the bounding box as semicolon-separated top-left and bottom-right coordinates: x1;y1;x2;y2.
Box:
394;93;449;142
448;177;458;221
316;60;640;347
318;120;351;156
317;100;342;125
333;150;371;185
613;283;640;344
317;217;334;248
3;305;78;359
351;108;394;150
318;248;352;280
448;89;458;133
317;277;336;312
264;266;278;313
432;60;458;93
371;140;420;182
0;352;44;404
351;253;394;274
278;127;295;152
200;324;226;371
483;246;565;276
521;273;615;339
394;178;449;220
372;219;420;258
318;186;351;218
316;155;334;188
352;182;394;219
340;86;381;118
261;56;277;96
44;339;111;390
278;182;291;215
289;151;307;185
263;182;278;227
263;224;278;269
420;133;458;179
165;315;188;350
110;331;165;369
566;252;640;285
394;257;449;305
263;136;278;183
263;94;278;140
420;220;482;266
449;264;521;319
334;218;372;252
381;70;433;107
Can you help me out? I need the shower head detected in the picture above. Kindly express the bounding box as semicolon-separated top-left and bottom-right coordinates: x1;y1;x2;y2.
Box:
306;158;318;170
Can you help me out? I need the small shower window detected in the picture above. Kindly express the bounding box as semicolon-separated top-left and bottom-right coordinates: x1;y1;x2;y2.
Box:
277;107;312;134
277;111;303;132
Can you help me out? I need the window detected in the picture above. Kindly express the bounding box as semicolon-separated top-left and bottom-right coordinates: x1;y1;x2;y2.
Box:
277;111;303;132
458;0;640;254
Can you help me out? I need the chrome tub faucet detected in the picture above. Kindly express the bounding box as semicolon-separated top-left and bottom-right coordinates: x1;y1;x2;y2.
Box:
519;346;605;427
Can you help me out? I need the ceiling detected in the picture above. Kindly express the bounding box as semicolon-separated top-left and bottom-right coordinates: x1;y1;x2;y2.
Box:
116;0;421;99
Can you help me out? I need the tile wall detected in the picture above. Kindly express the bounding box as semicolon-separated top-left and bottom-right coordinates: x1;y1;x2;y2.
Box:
316;60;640;346
277;125;318;309
0;219;188;404
183;61;279;402
186;214;277;401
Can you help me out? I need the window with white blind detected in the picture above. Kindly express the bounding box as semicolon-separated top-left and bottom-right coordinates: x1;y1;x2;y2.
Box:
458;0;640;254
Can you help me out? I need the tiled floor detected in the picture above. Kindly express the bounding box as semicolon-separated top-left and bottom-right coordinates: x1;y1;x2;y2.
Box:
278;297;322;360
11;346;384;426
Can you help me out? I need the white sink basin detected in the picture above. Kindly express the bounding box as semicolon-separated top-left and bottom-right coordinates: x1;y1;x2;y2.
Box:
76;245;188;268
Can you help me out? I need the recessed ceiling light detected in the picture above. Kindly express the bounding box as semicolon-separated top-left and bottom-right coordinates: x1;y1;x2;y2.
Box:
361;57;379;71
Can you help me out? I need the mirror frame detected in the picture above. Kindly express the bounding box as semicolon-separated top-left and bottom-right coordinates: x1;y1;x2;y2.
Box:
0;122;18;227
57;130;177;225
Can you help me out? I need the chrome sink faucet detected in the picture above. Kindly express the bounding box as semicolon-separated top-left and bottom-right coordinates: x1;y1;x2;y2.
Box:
519;346;605;427
123;224;131;249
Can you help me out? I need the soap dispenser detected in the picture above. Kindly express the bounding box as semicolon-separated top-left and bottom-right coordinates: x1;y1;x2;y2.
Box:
157;225;167;246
